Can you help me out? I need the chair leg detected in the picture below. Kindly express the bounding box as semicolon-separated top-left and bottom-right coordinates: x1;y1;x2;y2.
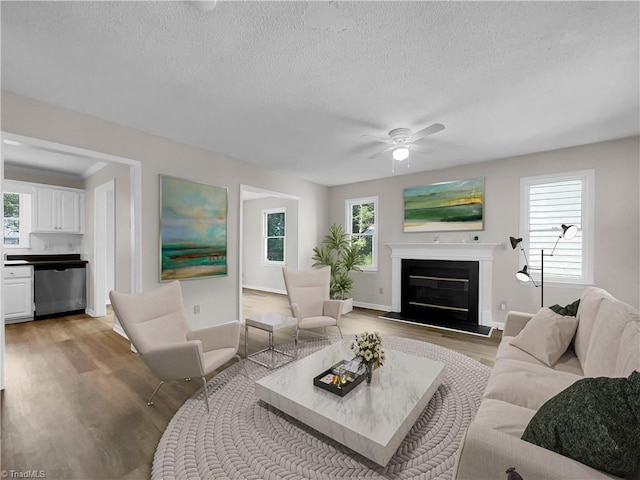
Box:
337;324;343;339
147;381;165;406
294;327;300;358
202;376;210;413
235;354;248;378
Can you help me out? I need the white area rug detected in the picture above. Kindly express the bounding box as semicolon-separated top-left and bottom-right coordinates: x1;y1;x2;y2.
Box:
152;336;490;480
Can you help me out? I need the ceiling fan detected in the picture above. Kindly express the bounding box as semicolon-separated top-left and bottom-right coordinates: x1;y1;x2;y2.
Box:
362;123;445;162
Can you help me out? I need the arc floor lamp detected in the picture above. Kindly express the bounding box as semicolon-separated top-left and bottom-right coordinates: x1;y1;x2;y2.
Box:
510;224;578;307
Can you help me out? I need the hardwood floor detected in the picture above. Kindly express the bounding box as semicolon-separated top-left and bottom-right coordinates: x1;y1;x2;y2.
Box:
1;289;500;479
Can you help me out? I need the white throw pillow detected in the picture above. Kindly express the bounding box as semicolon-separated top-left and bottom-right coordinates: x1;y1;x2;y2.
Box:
510;307;579;367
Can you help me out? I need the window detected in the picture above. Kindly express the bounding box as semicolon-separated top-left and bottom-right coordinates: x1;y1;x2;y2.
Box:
345;196;378;271
520;170;594;284
263;208;286;264
3;191;31;248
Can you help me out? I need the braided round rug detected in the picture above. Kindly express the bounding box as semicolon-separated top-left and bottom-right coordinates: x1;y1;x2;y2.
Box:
152;335;490;480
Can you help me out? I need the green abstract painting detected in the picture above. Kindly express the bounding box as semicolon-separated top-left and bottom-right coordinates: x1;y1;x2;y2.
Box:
160;175;227;281
404;178;484;232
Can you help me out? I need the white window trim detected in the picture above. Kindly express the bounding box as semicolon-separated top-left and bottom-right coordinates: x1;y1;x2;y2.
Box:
345;195;378;272
262;207;286;265
519;169;594;286
3;190;32;249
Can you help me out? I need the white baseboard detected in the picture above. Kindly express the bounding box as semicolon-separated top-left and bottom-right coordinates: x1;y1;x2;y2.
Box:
243;284;287;295
353;301;391;312
86;308;97;317
491;321;505;331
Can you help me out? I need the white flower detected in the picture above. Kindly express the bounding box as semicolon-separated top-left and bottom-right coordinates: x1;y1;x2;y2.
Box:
352;331;384;365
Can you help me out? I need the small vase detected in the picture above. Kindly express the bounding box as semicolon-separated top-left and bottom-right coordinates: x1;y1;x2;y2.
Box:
365;363;373;385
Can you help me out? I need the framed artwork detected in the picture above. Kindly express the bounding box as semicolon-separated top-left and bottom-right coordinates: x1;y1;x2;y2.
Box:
160;175;228;281
404;178;484;232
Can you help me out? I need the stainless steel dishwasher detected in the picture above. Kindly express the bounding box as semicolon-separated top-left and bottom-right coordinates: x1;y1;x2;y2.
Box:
34;264;87;318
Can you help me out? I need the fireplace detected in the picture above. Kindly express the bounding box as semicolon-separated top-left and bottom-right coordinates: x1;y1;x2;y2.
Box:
384;243;498;336
401;259;479;327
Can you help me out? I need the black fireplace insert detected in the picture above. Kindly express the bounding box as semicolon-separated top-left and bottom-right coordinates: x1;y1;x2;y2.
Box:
401;258;479;328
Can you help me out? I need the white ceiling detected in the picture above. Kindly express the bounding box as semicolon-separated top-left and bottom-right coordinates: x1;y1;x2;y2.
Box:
1;1;638;186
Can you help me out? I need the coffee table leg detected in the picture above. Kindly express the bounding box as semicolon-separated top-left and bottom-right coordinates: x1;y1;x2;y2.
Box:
245;324;249;358
269;331;274;368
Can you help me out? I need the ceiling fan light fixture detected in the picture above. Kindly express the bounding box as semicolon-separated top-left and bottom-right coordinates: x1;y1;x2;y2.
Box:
392;147;409;161
187;1;218;12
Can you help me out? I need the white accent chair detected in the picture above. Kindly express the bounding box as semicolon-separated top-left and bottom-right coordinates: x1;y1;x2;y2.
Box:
109;281;241;412
282;266;343;354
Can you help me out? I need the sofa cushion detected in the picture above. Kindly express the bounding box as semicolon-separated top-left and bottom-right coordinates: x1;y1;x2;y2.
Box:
618;320;640;377
474;398;536;438
510;308;578;367
574;286;614;366
522;371;640;477
483;359;582;410
583;297;640;377
551;350;584;376
497;336;584;375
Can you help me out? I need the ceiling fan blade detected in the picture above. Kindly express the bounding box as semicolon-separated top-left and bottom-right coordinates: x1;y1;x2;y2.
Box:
360;134;389;143
412;136;437;146
366;145;394;160
347;142;384;156
412;123;445;139
412;146;435;155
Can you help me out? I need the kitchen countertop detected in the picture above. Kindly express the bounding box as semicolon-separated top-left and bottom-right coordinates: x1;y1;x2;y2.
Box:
5;254;88;268
5;259;30;266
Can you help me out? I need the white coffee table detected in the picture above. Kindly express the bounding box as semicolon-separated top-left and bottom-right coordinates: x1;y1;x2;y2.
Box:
245;312;298;369
255;339;445;466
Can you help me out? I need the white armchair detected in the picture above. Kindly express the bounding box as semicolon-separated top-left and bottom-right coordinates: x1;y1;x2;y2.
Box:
109;281;241;412
282;267;343;354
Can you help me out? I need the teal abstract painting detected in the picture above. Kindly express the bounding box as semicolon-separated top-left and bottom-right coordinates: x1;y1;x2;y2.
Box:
404;178;484;232
160;175;227;280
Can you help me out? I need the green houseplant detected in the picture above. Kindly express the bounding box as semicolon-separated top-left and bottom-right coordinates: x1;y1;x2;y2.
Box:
311;223;364;310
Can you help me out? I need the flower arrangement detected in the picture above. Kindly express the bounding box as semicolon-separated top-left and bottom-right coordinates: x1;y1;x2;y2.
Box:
350;331;386;367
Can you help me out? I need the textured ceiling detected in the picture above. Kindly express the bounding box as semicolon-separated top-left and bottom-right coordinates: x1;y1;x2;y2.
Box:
1;1;638;186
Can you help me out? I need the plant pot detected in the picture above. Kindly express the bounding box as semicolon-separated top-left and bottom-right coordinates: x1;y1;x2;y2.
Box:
341;297;353;314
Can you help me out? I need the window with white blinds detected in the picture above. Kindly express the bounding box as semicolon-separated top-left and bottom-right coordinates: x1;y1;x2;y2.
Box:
520;170;594;284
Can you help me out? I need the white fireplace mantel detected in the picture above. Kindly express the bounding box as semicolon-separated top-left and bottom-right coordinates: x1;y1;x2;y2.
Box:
386;243;499;327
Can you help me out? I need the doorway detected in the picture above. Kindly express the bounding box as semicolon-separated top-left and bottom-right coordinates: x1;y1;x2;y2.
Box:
0;132;142;389
238;185;300;322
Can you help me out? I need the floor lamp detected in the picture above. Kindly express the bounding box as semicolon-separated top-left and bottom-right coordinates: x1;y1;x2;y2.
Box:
510;224;577;307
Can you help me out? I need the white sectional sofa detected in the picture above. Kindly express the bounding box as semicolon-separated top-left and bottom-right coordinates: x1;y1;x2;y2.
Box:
453;286;640;480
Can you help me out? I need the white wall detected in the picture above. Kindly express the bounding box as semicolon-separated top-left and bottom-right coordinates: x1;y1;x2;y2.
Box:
84;162;133;309
242;196;299;293
4;164;84;189
328;136;640;321
1;91;329;330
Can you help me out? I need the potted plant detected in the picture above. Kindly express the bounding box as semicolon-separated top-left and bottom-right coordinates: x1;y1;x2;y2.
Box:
311;223;363;313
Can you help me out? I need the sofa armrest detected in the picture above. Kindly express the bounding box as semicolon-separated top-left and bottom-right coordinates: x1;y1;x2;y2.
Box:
453;423;620;480
187;320;240;353
503;311;535;337
143;340;205;381
323;300;343;321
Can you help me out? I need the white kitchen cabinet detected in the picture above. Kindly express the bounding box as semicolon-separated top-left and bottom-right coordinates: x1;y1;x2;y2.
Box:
3;265;34;323
33;187;84;233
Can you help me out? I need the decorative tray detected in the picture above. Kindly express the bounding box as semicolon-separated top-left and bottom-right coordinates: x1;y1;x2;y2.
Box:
313;358;365;397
